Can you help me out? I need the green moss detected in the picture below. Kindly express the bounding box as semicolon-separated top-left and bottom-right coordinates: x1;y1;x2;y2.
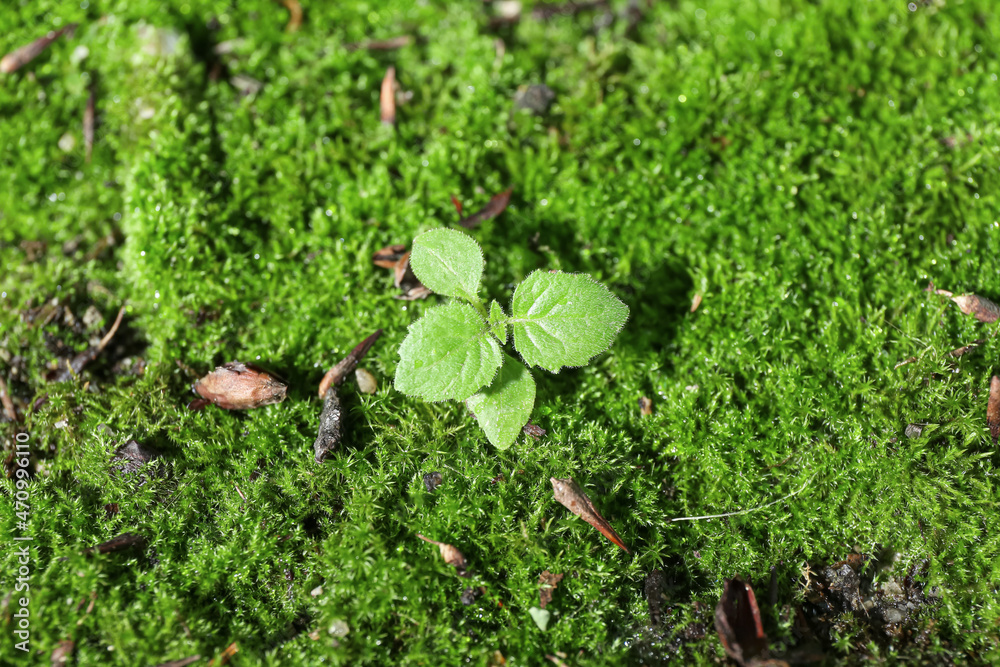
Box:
2;0;999;664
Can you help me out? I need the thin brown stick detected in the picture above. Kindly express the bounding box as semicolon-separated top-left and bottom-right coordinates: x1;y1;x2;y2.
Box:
0;373;17;422
317;329;383;397
0;24;77;74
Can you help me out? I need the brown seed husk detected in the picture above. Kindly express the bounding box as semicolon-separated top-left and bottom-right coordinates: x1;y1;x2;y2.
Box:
550;477;629;552
372;243;407;268
193;362;287;410
380;66;396;124
715;577;771;667
417;533;468;574
458;187;513;228
538;570;564;609
988;376;1000;446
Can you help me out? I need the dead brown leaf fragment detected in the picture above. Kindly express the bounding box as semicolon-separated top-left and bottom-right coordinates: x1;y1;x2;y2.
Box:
82;532;146;556
988;376;1000;446
893;356;917;369
394;285;432;301
278;0;303;32
550;477;629;552
948;340;983;357
1;24;77;74
538;570;564;609
393;251;413;289
936;290;1000;323
50;306;126;382
193;362;287;410
715;577;775;667
51;639;74;667
458;188;513;228
380;66;396;124
317;329;383;397
417;533;468;575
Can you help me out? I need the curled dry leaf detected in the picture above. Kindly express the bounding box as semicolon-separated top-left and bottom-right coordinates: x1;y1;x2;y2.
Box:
0;24;77;74
395;285;432;301
417;533;468;575
937;290;1000;323
988;376;1000;446
50;306;126;382
393;251;413;289
638;396;653;417
193;362;287;410
458;187;513;229
550;477;629;552
380;66;396;124
716;577;784;667
373;243;407;268
645;569;667;626
538;570;564;609
318;329;383;397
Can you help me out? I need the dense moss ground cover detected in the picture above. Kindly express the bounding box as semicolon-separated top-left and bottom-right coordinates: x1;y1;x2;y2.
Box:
2;0;999;664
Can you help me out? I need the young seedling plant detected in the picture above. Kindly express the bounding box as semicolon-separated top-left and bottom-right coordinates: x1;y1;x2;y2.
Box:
395;228;629;449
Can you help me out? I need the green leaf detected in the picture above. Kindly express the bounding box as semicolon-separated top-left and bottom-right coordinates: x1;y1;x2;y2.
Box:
528;607;551;631
410;228;484;302
466;354;535;450
488;299;508;344
510;270;629;373
395;302;501;401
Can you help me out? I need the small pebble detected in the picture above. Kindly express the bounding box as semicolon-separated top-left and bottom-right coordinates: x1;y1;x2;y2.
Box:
355;368;377;394
58;132;76;152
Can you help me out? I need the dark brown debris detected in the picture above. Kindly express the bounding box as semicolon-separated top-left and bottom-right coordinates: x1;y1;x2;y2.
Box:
988;375;1000;446
373;244;407;268
51;639;74;667
460;586;483;605
417;533;468;576
423;471;443;492
150;656;201;667
0;24;78;74
111;439;163;478
193;362;287;410
538;570;564;609
49;306;126;382
645;569;666;626
313;383;343;463
523;421;546;439
317;329;383;397
82;532;147;557
458;187;513;229
380;66;396;125
638;396;653;417
715;577;775;667
550;477;629;552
